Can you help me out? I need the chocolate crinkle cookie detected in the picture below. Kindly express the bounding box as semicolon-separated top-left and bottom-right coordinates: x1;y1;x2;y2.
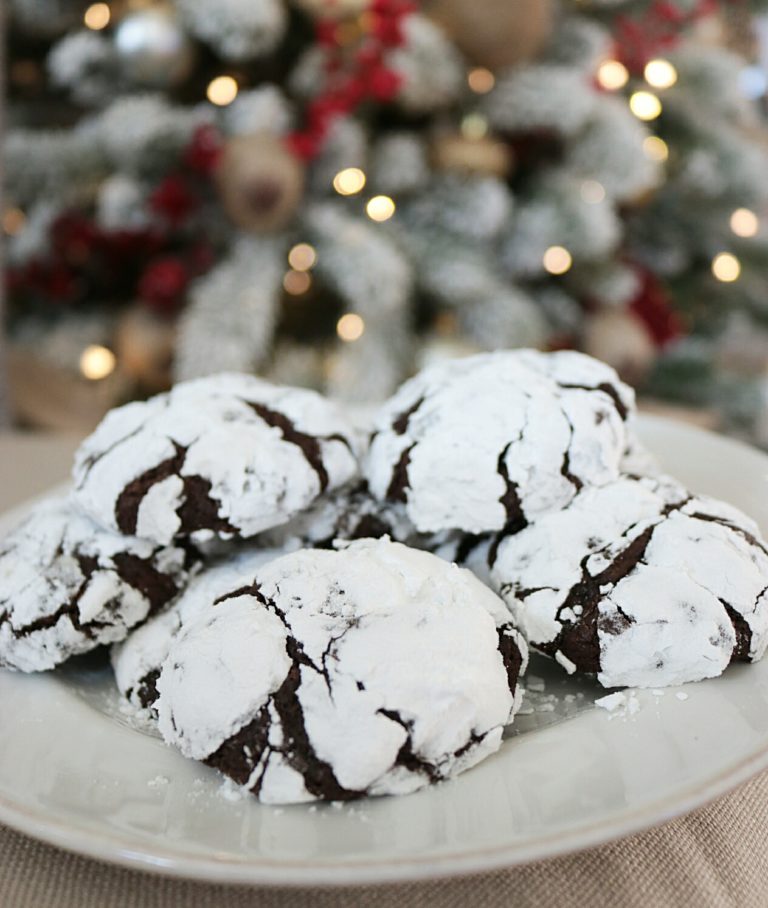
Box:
72;373;361;546
365;350;635;535
154;539;528;804
0;496;194;673
113;545;293;713
491;474;768;688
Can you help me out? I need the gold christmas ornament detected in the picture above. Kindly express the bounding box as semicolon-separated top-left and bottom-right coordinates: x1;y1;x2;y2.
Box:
422;0;554;70
431;131;513;178
115;306;177;393
215;133;305;233
582;309;657;387
292;0;370;21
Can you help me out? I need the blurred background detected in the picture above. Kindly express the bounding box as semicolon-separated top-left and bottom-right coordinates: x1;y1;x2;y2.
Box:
3;0;768;442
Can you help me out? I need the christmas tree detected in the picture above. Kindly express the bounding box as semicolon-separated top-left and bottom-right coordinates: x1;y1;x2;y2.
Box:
4;0;768;438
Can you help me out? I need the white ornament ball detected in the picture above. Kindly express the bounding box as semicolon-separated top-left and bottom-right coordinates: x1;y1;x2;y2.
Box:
582;309;657;387
114;6;196;89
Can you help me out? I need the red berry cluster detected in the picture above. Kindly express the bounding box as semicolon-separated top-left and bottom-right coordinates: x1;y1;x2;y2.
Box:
629;266;684;346
6;124;223;318
613;0;718;73
287;0;415;160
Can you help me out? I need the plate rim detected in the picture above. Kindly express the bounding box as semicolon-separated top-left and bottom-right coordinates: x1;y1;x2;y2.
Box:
2;414;768;886
1;726;768;886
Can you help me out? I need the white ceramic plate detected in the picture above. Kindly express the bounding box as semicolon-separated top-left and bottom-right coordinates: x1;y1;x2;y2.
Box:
2;414;768;887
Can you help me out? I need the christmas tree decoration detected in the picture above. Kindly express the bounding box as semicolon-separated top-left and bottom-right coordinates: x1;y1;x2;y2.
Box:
430;131;513;178
47;30;119;105
422;0;555;70
176;0;286;61
293;0;370;21
113;6;196;89
215;134;305;232
582;308;658;387
174;238;287;380
5;0;768;440
115;306;177;392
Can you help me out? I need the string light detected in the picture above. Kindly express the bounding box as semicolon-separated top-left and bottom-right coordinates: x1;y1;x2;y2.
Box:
580;180;606;204
712;252;741;283
468;68;495;94
461;113;488;140
643;135;669;162
366;195;396;222
337;313;365;342
84;2;110;30
207;75;238;106
333;167;366;196
596;60;629;91
2;208;26;235
644;59;678;89
80;345;116;381
288;243;317;272
730;208;759;238
543;246;573;275
283;270;312;295
630;91;662;120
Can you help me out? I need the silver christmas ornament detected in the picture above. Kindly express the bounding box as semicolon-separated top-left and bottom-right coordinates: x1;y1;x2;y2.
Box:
114;7;196;89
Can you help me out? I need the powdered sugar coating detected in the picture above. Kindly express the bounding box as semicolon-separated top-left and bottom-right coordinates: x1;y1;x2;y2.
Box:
0;496;192;673
365;350;635;534
73;373;361;546
155;539;528;804
492;474;768;688
112;545;293;711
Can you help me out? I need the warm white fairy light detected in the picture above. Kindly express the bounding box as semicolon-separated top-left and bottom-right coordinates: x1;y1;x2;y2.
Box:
543;246;573;275
644;59;678;90
468;67;495;94
283;270;312;295
643;135;669;162
461;113;489;140
2;208;26;235
630;91;662;121
207;75;238;106
333;167;366;196
730;208;759;238
84;2;110;30
336;313;365;342
288;243;317;272
366;195;396;222
80;345;116;380
580;180;606;204
712;252;741;283
596;60;629;91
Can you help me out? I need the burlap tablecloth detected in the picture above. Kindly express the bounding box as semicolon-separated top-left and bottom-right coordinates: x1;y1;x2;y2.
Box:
1;431;767;908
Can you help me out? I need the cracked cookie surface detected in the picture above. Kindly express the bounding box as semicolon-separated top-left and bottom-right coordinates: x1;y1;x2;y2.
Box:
0;496;193;672
73;373;361;546
364;350;635;534
112;545;294;712
155;539;528;804
491;474;768;688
